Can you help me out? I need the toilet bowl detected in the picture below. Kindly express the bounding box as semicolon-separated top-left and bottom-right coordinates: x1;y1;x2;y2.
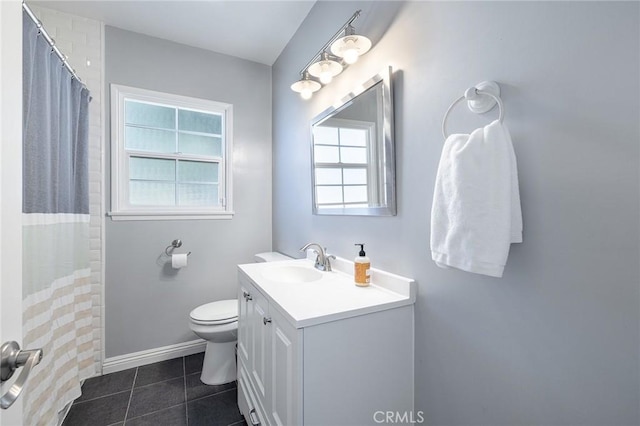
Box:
189;300;238;385
189;251;291;385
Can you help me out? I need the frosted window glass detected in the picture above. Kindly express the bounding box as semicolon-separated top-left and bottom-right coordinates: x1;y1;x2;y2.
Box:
129;157;175;181
315;168;342;185
125;101;175;129
316;186;343;204
343;169;367;185
178;133;221;157
178;110;221;134
178;184;218;206
129;181;175;206
340;147;367;164
313;126;339;145
314;146;339;163
178;161;218;183
340;128;367;147
125;126;175;153
344;185;368;203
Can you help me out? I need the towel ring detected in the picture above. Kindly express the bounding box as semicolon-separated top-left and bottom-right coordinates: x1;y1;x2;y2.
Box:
442;81;504;139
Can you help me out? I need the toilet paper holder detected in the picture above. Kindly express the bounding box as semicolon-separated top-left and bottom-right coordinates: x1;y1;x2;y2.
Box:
165;239;191;257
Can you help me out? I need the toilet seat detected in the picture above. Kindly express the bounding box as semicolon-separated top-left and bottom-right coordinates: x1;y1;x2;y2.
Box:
190;300;238;326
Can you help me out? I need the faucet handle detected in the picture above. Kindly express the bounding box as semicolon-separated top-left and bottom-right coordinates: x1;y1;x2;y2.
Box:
324;253;336;272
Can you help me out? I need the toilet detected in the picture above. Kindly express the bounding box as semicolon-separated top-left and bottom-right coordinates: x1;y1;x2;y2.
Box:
189;251;291;385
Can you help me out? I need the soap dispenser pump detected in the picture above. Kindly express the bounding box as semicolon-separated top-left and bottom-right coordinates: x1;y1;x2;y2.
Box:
354;244;371;287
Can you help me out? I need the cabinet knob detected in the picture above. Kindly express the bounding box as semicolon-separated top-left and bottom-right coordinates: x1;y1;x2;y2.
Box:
263;317;272;325
243;291;252;301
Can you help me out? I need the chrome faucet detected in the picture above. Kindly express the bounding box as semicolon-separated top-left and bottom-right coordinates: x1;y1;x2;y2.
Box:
299;242;336;272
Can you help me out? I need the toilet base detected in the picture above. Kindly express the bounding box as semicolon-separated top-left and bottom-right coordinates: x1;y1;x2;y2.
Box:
200;340;236;385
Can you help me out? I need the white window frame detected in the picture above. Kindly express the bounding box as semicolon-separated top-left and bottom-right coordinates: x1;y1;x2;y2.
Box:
109;84;233;220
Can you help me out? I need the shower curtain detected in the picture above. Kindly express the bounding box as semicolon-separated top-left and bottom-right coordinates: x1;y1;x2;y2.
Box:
21;11;94;425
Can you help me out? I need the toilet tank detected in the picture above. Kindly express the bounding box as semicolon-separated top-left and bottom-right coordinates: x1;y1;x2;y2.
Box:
254;252;292;263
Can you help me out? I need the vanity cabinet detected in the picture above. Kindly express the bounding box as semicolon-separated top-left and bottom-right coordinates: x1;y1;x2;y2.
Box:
237;261;415;426
238;277;301;426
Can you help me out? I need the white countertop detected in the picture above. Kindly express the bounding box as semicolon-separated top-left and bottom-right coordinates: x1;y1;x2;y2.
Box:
238;257;416;328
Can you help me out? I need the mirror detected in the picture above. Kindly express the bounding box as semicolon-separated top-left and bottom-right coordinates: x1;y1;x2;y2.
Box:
310;66;395;216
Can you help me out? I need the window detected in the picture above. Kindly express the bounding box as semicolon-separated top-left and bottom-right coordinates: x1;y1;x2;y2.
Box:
110;85;233;220
312;118;377;209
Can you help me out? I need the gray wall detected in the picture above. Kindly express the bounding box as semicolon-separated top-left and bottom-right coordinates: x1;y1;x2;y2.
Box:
272;2;639;425
105;27;272;358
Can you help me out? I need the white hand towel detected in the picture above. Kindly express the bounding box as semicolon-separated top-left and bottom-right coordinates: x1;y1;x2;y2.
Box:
430;120;522;277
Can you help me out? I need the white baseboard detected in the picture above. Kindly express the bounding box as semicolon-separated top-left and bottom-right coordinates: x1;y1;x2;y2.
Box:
102;339;207;375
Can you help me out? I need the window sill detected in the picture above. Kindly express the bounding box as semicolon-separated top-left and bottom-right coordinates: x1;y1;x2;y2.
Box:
107;210;234;221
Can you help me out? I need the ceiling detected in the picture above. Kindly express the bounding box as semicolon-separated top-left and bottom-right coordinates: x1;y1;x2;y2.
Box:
30;1;316;65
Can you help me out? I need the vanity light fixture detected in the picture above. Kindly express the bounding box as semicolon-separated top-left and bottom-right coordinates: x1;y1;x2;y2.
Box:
290;72;322;100
308;52;343;84
330;24;372;65
291;10;372;100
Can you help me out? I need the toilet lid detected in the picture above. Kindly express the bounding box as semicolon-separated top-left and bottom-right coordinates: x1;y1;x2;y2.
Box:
190;300;238;323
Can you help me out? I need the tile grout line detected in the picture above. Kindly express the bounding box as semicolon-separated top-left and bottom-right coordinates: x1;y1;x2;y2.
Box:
123;402;186;423
133;374;186;390
183;356;189;426
122;367;138;425
72;388;132;405
188;386;237;404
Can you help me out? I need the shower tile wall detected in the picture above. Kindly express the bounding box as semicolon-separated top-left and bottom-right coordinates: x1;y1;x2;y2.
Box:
30;5;104;373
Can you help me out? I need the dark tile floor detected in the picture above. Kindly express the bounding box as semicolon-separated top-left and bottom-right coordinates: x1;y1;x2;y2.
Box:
62;353;247;426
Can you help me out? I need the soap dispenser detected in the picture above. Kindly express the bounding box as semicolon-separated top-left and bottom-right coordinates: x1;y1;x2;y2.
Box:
354;244;371;287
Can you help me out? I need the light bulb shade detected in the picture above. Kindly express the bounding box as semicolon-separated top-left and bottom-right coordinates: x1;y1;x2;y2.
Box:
330;35;371;63
291;77;321;95
308;58;343;82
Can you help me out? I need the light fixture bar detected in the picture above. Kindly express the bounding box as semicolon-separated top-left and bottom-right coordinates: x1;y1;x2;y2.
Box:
297;9;363;77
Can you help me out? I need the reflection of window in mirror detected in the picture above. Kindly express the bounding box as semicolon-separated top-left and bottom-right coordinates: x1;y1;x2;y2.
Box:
313;118;377;209
310;66;395;216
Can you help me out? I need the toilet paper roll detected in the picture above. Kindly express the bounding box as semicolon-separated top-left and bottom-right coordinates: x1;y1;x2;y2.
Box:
171;253;188;269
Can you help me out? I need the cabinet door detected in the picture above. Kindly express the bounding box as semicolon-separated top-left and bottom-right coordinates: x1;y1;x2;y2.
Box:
268;307;301;426
249;284;271;407
237;280;253;366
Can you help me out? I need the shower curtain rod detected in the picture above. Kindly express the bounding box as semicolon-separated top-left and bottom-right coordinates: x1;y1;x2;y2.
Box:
22;1;82;82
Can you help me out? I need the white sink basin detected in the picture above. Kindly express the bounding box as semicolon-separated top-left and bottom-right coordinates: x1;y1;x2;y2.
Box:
261;265;323;283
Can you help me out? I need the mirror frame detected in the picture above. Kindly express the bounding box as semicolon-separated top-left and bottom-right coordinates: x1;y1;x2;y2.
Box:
310;66;395;216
